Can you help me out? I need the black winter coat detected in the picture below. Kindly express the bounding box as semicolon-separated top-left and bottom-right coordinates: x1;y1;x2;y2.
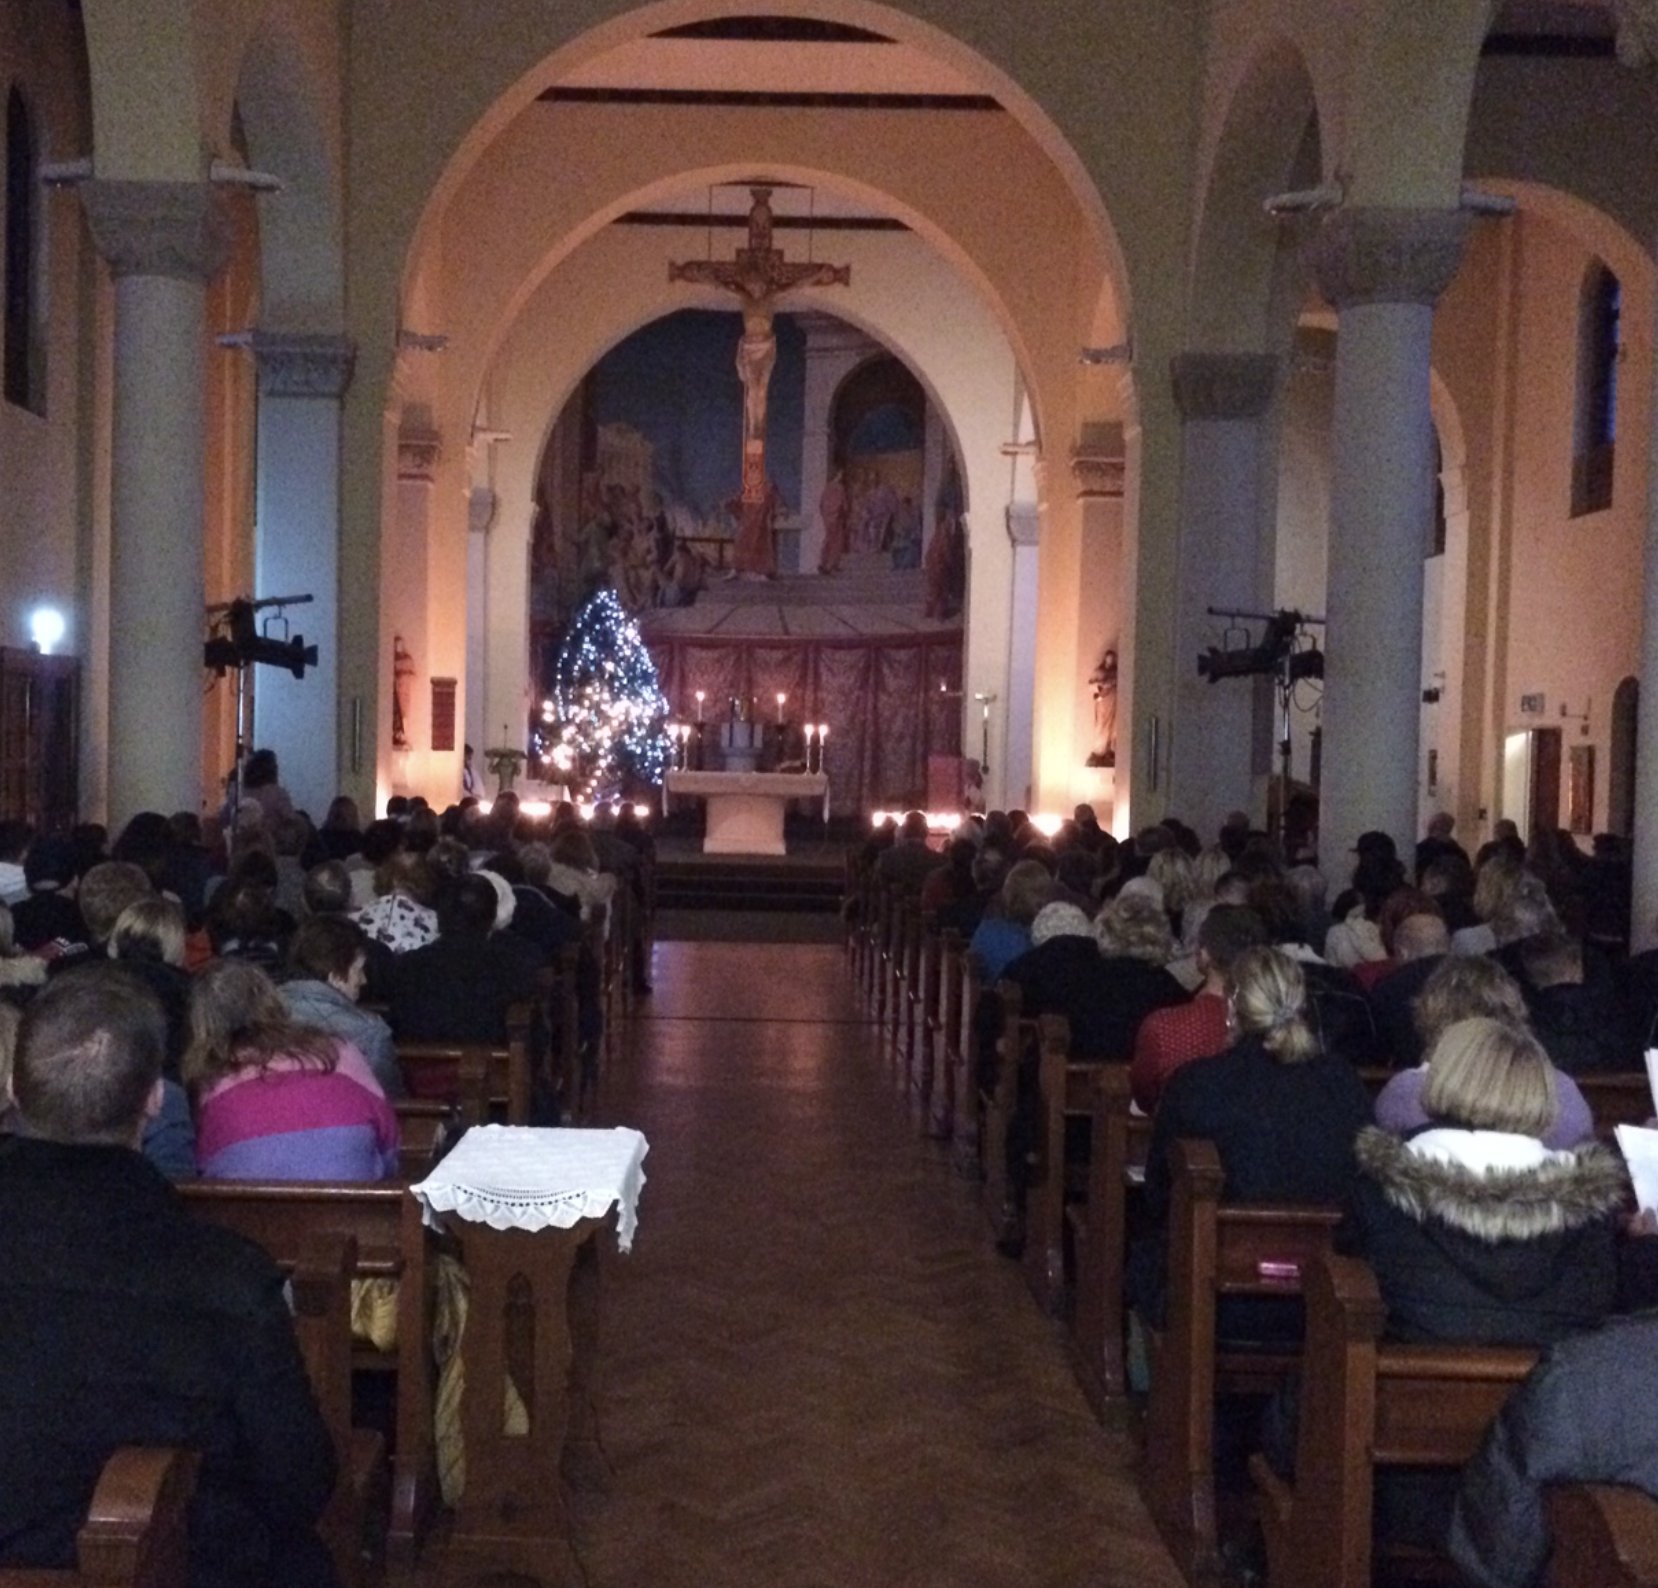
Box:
0;1137;338;1587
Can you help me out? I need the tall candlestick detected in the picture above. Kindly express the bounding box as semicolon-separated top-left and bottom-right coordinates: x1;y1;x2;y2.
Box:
695;690;705;723
776;692;786;725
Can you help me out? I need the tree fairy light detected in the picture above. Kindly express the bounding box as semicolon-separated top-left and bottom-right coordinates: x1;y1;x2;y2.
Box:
537;588;671;799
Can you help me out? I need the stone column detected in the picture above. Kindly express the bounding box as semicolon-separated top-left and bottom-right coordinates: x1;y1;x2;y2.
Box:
249;333;355;818
1307;207;1470;868
1167;353;1280;840
82;180;229;825
387;426;440;793
1003;498;1041;810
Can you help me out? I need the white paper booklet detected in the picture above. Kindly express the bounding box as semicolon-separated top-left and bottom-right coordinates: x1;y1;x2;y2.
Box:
1615;1122;1658;1214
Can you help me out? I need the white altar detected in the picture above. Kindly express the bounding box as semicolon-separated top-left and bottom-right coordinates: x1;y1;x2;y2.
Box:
663;770;830;855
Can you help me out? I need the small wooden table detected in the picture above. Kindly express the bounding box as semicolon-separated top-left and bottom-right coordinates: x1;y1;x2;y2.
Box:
663;769;830;855
410;1125;648;1584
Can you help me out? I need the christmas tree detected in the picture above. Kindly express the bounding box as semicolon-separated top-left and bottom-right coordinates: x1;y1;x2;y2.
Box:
538;588;672;798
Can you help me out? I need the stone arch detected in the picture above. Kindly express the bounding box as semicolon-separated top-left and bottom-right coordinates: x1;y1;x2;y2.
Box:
230;17;343;326
1188;32;1322;354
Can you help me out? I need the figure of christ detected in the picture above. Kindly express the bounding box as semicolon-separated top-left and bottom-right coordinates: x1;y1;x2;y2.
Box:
669;187;850;576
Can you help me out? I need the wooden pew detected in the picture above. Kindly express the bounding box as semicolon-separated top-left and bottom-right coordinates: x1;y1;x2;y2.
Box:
924;928;963;1142
1024;1013;1104;1315
1580;1070;1654;1137
946;947;984;1178
1068;1062;1151;1403
0;1448;199;1588
393;1097;460;1180
395;1000;534;1127
179;1179;437;1566
904;906;940;1117
1140;1138;1342;1580
1547;1484;1658;1587
978;980;1027;1238
1250;1251;1539;1588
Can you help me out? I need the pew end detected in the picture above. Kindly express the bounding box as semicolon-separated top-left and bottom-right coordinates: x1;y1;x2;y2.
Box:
1547;1484;1658;1588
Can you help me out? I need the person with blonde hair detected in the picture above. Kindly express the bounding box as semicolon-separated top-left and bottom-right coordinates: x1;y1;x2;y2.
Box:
967;857;1057;983
1346;1016;1625;1347
1372;956;1594;1150
186;958;398;1181
1130;945;1372;1336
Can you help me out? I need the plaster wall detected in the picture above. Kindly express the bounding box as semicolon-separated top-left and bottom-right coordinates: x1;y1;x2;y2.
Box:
1494;209;1652;837
0;1;92;656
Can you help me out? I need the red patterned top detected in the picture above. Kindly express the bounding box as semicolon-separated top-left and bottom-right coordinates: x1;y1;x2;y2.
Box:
1130;992;1230;1113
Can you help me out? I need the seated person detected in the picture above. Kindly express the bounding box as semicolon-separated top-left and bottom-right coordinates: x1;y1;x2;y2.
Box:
388;872;543;1048
279;915;403;1099
1449;1311;1658;1588
0;966;337;1585
1368;911;1451;1068
1130;904;1268;1112
1372;956;1594;1150
300;858;396;1001
968;858;1057;984
1516;930;1630;1075
351;849;438;954
1335;1016;1625;1550
1130;945;1373;1337
203;864;293;970
187;958;399;1181
1347;1017;1624;1347
0;900;48;1007
1086;891;1191;1059
9;834;87;952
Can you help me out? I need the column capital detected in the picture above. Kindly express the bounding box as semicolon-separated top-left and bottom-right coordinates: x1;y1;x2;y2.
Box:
1170;352;1279;421
397;428;442;482
81;180;232;283
1306;206;1473;310
249;331;356;400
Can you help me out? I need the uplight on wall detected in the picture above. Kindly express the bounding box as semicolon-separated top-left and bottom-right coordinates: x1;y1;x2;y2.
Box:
29;607;66;654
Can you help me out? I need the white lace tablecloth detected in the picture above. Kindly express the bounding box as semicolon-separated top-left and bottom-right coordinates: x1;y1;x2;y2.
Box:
410;1124;649;1251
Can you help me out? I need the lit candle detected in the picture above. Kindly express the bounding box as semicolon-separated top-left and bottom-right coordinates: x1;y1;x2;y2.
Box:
695;690;705;722
776;692;787;724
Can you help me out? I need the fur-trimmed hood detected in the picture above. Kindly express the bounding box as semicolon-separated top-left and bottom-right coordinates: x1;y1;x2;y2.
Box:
1355;1124;1628;1243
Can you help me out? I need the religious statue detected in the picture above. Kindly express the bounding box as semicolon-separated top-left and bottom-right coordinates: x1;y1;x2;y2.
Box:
392;635;415;749
1087;647;1118;768
669;187;850;576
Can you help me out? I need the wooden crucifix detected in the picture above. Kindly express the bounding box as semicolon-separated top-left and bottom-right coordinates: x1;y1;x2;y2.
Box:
669;186;850;577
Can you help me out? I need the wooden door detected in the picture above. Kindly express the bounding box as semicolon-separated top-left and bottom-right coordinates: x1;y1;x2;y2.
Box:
1530;726;1562;839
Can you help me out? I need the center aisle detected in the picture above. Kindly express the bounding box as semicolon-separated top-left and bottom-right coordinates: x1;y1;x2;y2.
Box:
578;938;1182;1587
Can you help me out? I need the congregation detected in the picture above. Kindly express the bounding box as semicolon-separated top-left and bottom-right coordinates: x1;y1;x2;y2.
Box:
858;800;1658;1587
0;756;646;1585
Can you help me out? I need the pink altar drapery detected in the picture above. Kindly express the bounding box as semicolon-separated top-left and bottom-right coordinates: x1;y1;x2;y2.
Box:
650;631;964;817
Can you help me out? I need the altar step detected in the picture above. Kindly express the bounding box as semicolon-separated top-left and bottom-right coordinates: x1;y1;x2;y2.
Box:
654;852;847;916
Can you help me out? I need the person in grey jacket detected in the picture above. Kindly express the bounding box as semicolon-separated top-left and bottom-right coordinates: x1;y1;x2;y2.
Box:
279;915;403;1098
1450;1311;1658;1588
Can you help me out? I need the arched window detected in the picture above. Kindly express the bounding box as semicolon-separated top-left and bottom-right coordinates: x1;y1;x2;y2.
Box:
4;85;43;414
1571;259;1619;517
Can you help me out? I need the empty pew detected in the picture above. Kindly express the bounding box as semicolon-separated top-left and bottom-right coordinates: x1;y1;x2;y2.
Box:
179;1179;437;1565
1580;1070;1655;1137
0;1447;199;1588
1250;1251;1539;1588
1547;1484;1658;1588
1140;1138;1342;1580
1068;1061;1151;1403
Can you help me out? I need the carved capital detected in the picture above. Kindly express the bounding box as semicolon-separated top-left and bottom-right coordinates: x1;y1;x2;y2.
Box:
469;486;498;537
1069;451;1126;499
1306;207;1472;310
250;332;356;400
1005;502;1041;547
397;429;442;482
81;180;232;283
1170;352;1279;421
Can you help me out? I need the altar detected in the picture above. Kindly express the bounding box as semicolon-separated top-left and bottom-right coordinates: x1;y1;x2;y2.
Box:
662;769;830;855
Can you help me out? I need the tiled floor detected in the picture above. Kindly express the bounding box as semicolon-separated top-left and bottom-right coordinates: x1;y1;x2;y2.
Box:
412;937;1181;1587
